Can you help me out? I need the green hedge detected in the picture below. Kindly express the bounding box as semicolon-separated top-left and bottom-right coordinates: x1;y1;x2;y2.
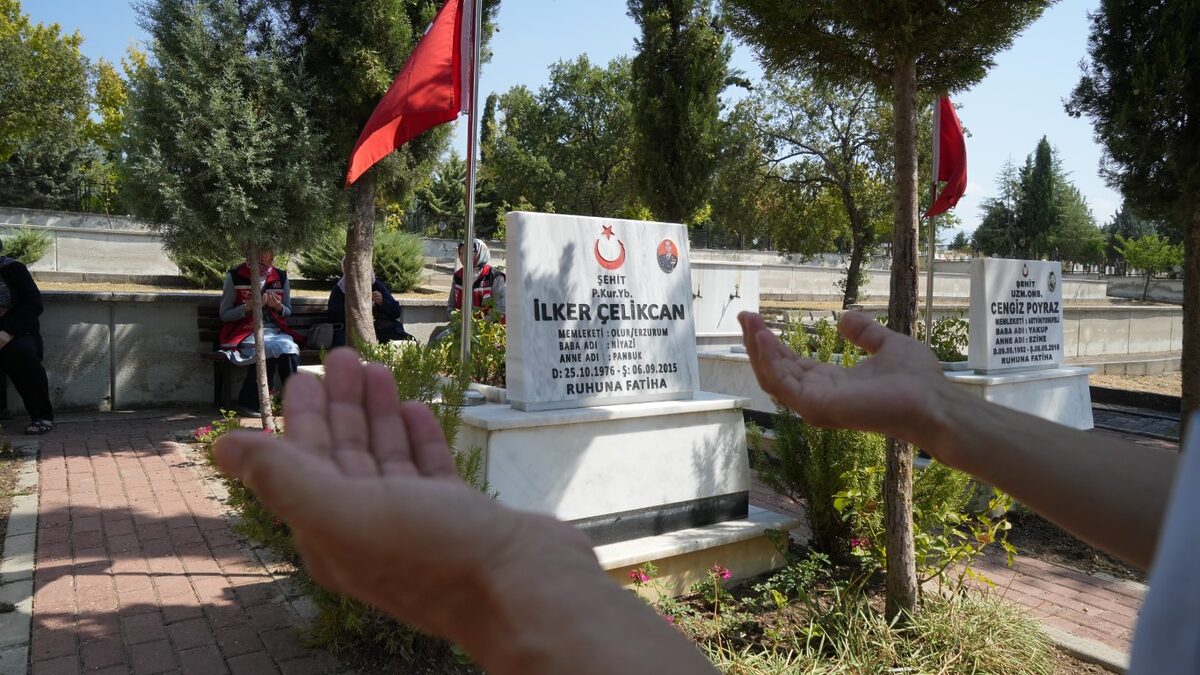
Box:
298;229;425;293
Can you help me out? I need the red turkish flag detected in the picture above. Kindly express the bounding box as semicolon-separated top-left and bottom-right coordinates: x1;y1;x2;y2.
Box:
925;96;967;218
345;0;473;186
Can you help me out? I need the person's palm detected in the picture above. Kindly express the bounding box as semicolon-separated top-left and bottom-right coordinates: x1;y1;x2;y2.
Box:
214;349;592;638
739;312;945;444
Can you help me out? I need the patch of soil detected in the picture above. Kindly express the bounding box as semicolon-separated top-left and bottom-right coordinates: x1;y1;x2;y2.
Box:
0;438;24;563
1054;651;1112;674
1007;509;1147;583
1089;372;1182;397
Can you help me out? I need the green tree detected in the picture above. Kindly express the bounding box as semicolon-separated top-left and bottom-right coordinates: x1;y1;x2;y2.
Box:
1047;182;1105;268
724;0;1053;618
1103;204;1158;270
1115;234;1184;302
949;230;970;251
1018;136;1056;258
277;0;500;346
412;152;489;238
743;76;892;306
124;0;332;427
973;144;1103;267
627;0;730;224
1066;0;1199;416
487;56;637;219
0;0;90;162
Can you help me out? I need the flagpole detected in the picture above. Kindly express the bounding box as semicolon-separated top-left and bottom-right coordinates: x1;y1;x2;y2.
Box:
924;99;940;348
459;0;484;397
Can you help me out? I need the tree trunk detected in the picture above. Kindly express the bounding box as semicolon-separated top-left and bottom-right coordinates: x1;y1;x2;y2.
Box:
885;57;919;621
1143;272;1152;302
1183;205;1199;428
840;188;867;308
246;246;275;431
346;171;379;347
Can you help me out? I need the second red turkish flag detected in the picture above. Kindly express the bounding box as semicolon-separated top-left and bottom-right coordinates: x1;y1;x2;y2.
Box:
925;96;967;218
345;0;473;186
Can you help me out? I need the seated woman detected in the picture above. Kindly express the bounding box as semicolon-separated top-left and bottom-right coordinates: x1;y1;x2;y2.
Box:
218;248;301;415
0;242;54;434
327;258;413;347
448;238;506;321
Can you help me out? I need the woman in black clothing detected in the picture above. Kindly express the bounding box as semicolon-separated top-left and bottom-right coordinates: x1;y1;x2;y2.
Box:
327;259;413;347
0;241;53;434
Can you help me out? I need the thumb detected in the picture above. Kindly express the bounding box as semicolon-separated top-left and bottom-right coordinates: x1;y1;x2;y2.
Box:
214;431;339;530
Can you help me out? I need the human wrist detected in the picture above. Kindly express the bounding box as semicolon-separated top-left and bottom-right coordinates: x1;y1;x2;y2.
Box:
914;375;983;471
454;513;604;673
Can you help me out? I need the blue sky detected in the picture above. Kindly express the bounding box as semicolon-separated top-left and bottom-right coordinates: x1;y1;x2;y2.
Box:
25;0;1119;239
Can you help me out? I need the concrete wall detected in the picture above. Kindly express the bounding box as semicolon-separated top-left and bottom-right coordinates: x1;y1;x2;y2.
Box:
1106;277;1184;304
0;206;180;276
806;304;1183;360
1;291;448;414
756;265;1107;302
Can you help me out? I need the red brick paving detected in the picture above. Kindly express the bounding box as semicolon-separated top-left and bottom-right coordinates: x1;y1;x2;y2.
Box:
29;411;344;675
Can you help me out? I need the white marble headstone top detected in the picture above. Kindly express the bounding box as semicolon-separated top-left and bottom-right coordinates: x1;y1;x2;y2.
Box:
505;211;700;411
968;258;1065;373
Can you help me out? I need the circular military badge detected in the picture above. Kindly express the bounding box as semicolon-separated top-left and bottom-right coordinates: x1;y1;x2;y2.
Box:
657;239;679;273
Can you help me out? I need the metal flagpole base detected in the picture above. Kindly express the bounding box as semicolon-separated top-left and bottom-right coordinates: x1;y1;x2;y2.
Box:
461;388;487;406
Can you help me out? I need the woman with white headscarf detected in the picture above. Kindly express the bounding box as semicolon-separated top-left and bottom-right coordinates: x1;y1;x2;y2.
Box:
447;238;505;321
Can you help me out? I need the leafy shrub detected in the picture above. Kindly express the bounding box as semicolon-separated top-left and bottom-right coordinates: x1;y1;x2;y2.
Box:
171;249;241;289
757;319;885;555
916;314;969;362
436;310;506;387
298;228;426;293
837;469;1014;589
2;229;52;265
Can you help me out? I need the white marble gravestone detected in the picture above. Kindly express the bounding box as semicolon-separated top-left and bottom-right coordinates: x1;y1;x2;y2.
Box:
968;258;1065;373
958;257;1092;429
505;211;699;411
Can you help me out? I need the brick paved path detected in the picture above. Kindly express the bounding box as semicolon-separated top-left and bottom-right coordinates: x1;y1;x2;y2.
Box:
972;551;1143;652
27;411;342;675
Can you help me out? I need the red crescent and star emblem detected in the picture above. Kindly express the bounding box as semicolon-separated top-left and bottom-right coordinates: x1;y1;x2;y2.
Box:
594;225;626;270
1021;263;1030;278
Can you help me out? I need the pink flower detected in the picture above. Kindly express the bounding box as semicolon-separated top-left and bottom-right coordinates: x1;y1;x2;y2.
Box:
664;614;675;625
851;537;871;551
712;564;731;580
193;425;213;440
628;569;650;584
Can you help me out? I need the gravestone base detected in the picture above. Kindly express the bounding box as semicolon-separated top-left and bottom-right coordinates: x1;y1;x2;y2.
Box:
456;393;796;591
457;393;757;543
597;506;801;601
943;366;1095;430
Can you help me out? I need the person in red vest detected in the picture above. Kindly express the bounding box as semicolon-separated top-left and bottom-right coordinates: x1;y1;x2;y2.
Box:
218;247;302;416
447;238;505;322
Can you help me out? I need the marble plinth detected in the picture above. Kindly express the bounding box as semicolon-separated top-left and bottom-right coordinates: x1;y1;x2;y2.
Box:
944;366;1095;430
698;349;1094;430
598;506;800;600
698;349;775;414
457;392;752;544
